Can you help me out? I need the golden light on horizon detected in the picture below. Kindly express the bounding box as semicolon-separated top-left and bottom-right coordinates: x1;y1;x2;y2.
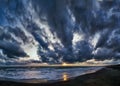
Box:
62;63;68;66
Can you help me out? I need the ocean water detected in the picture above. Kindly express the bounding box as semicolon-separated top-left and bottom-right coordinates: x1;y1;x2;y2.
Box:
0;67;102;82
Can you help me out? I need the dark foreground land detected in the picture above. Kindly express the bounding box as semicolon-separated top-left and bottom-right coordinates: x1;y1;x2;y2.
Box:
0;64;120;86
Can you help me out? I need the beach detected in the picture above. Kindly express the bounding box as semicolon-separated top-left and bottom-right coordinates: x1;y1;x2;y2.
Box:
0;64;120;86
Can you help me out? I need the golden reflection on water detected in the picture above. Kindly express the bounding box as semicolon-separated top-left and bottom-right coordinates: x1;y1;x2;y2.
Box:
62;73;68;81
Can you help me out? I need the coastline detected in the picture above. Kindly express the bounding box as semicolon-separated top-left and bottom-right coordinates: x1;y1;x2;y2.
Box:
0;64;120;86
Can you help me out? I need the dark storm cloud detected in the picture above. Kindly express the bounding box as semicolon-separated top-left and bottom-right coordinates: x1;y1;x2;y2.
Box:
94;47;114;60
0;0;120;63
74;40;93;61
0;41;28;58
31;0;74;49
106;29;120;52
95;29;112;49
32;32;48;50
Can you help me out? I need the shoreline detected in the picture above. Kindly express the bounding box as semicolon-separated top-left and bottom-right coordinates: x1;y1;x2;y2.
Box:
0;66;103;84
0;64;120;86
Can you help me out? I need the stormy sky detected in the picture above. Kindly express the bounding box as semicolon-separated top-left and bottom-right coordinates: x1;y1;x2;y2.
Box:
0;0;120;63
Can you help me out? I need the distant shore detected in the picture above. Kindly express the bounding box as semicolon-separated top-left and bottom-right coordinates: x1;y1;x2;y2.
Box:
0;63;111;69
0;64;120;86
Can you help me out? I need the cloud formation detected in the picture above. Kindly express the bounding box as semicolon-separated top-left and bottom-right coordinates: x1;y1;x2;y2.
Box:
0;0;120;63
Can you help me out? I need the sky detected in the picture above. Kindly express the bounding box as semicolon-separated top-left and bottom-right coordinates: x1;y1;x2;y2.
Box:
0;0;120;63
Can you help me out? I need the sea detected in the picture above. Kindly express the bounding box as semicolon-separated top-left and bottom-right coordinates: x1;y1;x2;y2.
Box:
0;67;102;83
